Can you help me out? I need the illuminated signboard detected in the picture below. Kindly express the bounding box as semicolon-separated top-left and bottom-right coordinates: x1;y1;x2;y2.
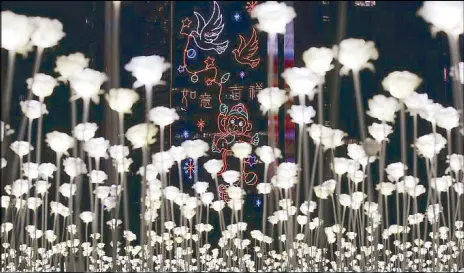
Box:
171;1;267;199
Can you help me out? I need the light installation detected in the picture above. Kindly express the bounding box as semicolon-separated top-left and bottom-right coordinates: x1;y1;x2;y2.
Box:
172;1;267;201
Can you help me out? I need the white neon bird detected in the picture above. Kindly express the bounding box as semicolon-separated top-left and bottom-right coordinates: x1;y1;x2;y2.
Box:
190;1;229;54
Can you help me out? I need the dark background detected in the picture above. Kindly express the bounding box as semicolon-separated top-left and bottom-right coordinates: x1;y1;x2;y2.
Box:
2;1;462;243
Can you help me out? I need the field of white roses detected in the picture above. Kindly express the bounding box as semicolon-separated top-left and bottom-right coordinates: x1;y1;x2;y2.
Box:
1;1;463;272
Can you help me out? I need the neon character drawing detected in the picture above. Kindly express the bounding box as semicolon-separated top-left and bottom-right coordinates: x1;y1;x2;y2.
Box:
212;103;259;187
233;28;261;68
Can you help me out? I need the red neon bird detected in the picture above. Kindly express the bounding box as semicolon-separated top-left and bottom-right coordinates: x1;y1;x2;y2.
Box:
232;28;261;68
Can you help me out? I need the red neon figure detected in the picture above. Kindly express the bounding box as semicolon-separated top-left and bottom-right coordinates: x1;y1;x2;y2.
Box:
212;103;259;187
233;28;261;68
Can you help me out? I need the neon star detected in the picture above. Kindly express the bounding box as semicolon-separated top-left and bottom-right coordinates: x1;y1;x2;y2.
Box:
239;71;246;79
204;56;215;68
182;18;192;28
197;119;206;132
245;155;258;167
177;65;185;73
233;12;241;22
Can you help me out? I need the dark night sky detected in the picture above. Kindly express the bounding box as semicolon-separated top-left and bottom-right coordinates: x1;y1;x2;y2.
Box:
2;1;462;241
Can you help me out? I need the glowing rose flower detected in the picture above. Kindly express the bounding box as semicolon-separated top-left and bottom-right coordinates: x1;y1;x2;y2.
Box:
231;142;252;160
181;139;209;160
447;154;464;174
255;146;282;165
366;95;400;123
152;151;175;173
126;123;158;149
22;162;39;180
404;92;433;116
169;145;187;163
430;176;453;192
418;102;444;124
123;230;137;242
347;143;375;168
334;38;378;75
149;106;179;128
436;107;460;130
30;17;65;48
1;196;10;209
69;68;108;104
227;186;245;200
124;55;170;89
62;157;87;178
281;67;323;100
27;197;42;211
417;1;463;37
1;158;6;169
10;141;33;157
204;159;224;178
382;71;422;100
376;182;396;196
103;198;117;212
1;121;14;142
332;157;350;175
1;11;35;52
94;186;111;200
368;122;393;143
454;183;464;196
276;162;299;179
1;222;13;234
385;162;407;181
38;163;56;179
55;52;89;81
314;179;337;199
287;105;316;125
109;145;129;160
257;87;287;114
394;175;417;193
88;170;108;184
59;183;76;198
271;174;297;190
79;211;94;224
307;124;346;150
26;73;58;100
408;213;425;225
113;158;132;173
303;47;334;75
300;201;317;215
192;181;209;195
20;100;48;120
349;170;366;184
105;88;140;114
228;199;244;211
84;137;109;159
35;180;51;195
163;186;179;201
250;1;296;34
426;204;442;223
200;192;214;205
73;123;98;143
138;164;159;182
11;179;32;197
45;131;75;156
407;184;426;198
222;170;240;185
256;183;272;194
415;133;447;159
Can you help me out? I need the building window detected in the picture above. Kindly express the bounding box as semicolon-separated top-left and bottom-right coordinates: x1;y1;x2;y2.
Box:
354;1;376;7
